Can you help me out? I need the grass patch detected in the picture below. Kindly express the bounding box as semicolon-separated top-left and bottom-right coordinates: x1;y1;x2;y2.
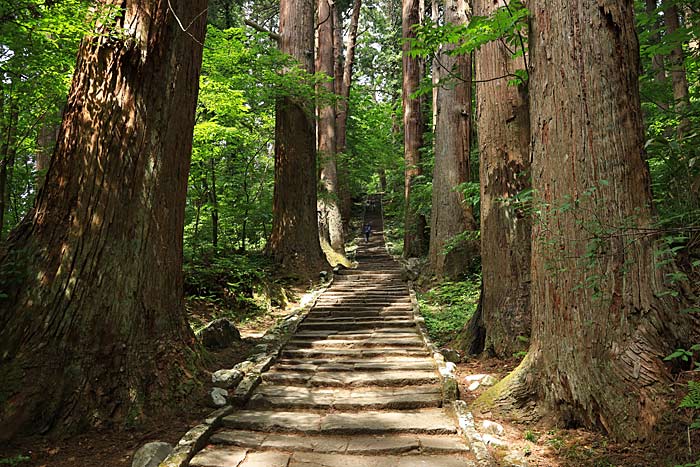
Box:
417;276;480;347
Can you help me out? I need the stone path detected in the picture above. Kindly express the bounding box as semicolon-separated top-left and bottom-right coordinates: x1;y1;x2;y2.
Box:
189;197;476;467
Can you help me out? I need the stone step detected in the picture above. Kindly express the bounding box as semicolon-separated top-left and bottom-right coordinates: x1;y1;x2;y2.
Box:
307;310;413;319
272;359;436;373
286;337;423;349
316;293;411;306
221;408;458;435
191;447;475;467
262;369;439;387
302;316;415;325
298;321;416;332
206;431;470;456
293;331;420;340
275;356;435;367
312;303;413;313
321;291;410;298
281;347;430;359
327;287;407;292
248;384;442;410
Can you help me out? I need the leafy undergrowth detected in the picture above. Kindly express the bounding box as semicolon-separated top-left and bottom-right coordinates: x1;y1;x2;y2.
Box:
184;252;301;333
417;276;480;347
458;358;700;466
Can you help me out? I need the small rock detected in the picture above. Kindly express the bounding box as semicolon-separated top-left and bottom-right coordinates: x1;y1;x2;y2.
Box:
211;369;243;389
439;361;457;377
481;420;505;436
320;270;329;280
504;453;530;467
468;381;480;391
401;257;423;281
440;348;462;363
482;434;508;447
209;387;228;407
198;318;241;350
464;374;488;382
132;441;173;467
481;375;498;387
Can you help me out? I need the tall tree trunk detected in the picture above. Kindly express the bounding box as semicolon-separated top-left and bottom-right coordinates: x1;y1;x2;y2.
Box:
0;97;18;239
210;157;219;249
428;0;477;279
35;105;62;184
0;0;207;440
269;0;329;275
336;0;362;231
467;0;531;357
317;0;344;253
488;0;699;441
402;0;427;258
662;1;691;137
645;0;667;87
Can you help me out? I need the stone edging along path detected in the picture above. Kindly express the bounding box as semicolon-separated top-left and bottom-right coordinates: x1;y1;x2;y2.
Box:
158;286;331;467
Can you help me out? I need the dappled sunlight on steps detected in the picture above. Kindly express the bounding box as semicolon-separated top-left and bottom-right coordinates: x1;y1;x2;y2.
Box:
188;195;477;467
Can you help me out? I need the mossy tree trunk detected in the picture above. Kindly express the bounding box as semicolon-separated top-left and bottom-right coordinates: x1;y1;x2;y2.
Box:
0;0;207;440
468;0;531;357
317;0;345;253
402;0;427;258
428;0;478;279
487;0;699;441
269;0;329;275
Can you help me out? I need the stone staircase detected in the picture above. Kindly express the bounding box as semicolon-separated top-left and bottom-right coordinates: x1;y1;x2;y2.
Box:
188;198;476;467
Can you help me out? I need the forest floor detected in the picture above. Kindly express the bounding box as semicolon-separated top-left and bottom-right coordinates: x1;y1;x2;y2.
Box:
456;357;699;467
0;286;312;467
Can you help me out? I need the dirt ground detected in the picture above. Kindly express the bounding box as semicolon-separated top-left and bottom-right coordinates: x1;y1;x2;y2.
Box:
456;357;699;467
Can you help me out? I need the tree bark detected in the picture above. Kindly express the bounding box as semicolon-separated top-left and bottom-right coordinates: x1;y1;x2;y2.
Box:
317;0;345;253
402;0;427;258
210;157;219;249
337;0;362;230
428;0;478;279
0;0;207;440
470;0;531;357
0;97;19;238
490;0;699;441
644;0;667;87
269;0;329;275
662;1;691;136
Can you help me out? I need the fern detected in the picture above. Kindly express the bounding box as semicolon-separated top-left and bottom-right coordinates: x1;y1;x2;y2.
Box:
680;381;700;410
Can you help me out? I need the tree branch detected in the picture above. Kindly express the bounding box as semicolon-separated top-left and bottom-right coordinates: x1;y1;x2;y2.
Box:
244;19;280;42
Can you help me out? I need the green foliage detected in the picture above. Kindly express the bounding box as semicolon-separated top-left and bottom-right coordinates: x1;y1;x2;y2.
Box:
0;456;29;466
680;381;700;410
184;252;270;312
410;0;529;87
417;277;480;346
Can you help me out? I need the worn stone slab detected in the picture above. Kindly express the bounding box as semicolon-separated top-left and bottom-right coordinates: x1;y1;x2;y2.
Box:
250;384;442;410
345;435;420;454
418;435;471;453
209;430;267;449
395;455;477;467
239;451;291;467
263;370;439;387
287;338;424;349
288;453;476;467
282;348;429;359
320;409;458;435
222;411;321;433
289;453;391;467
189;447;247;467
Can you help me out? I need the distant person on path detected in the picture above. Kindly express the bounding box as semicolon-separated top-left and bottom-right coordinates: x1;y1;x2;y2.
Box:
362;223;372;243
